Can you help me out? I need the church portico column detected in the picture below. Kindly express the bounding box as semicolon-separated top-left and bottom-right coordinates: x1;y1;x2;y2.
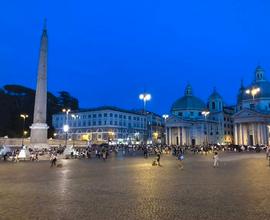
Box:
265;125;268;145
234;124;238;145
262;124;268;144
257;123;261;145
180;127;183;146
252;124;257;145
177;127;180;145
187;128;190;146
186;128;191;145
239;124;243;145
168;127;171;145
243;124;249;145
258;123;263;145
182;127;186;145
165;127;168;145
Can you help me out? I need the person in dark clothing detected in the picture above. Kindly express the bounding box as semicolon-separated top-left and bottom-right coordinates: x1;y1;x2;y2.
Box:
50;155;57;167
156;152;161;166
143;147;148;158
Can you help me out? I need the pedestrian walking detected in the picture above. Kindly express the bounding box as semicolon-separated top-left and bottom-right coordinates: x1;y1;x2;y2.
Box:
178;152;184;170
143;147;148;158
15;153;19;163
266;146;270;160
50;154;57;167
213;152;219;168
102;149;106;161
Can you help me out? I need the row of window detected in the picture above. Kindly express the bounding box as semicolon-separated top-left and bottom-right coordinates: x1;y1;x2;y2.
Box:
224;117;232;122
203;131;234;136
224;124;233;129
225;131;233;135
55;121;146;129
55;113;145;121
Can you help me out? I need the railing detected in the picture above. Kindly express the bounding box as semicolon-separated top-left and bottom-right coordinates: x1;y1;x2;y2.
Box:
0;138;88;147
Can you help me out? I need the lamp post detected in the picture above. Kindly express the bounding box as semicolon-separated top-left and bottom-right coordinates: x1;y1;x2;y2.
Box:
20;114;29;146
162;114;169;145
246;87;260;100
246;87;260;111
63;124;69;147
139;93;151;113
62;109;71;147
139;93;151;144
62;108;71;124
202;111;210;146
71;114;79;145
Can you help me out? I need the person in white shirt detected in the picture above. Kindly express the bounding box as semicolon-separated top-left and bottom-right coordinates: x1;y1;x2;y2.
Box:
213;152;219;168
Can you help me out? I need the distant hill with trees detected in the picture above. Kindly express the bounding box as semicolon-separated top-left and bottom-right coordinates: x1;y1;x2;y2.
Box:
0;84;79;138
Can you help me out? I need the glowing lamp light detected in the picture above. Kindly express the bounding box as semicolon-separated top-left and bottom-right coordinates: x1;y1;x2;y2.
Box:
139;93;151;101
202;111;210;117
162;114;169;120
62;108;71;113
63;124;69;132
20;114;29;119
153;132;158;138
246;87;260;100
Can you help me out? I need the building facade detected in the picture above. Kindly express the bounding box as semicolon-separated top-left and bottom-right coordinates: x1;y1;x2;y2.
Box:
166;84;235;146
52;106;164;144
233;66;270;146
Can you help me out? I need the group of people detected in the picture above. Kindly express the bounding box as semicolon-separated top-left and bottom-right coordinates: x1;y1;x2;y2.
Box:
4;142;270;170
46;143;270;168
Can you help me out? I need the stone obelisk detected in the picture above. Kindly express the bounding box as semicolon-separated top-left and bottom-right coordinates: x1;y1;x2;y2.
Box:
30;21;49;149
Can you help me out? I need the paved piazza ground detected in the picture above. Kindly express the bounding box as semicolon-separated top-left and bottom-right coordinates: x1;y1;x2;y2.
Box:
0;152;270;220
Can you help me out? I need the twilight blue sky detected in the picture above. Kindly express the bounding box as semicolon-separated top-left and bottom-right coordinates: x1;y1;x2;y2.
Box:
0;0;270;114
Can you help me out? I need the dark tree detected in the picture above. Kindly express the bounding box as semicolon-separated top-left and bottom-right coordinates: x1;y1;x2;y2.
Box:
57;91;79;110
0;85;79;138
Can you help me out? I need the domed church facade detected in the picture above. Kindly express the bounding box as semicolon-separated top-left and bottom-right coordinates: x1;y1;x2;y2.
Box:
165;84;234;146
233;66;270;146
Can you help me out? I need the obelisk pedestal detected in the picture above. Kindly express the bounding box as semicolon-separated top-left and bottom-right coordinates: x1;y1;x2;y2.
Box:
30;21;49;149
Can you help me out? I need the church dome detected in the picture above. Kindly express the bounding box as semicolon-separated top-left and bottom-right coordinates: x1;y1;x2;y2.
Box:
171;84;206;111
242;66;270;100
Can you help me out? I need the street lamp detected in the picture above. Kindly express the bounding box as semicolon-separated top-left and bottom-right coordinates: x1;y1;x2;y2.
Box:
202;111;210;118
62;109;71;146
139;93;151;113
20;114;29;146
62;108;71;123
139;93;151;144
63;124;69;147
71;114;79;144
246;87;260;100
162;114;169;145
162;114;169;121
202;111;210;146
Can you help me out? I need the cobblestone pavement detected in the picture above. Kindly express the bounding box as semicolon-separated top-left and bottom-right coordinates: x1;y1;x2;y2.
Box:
0;152;270;220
